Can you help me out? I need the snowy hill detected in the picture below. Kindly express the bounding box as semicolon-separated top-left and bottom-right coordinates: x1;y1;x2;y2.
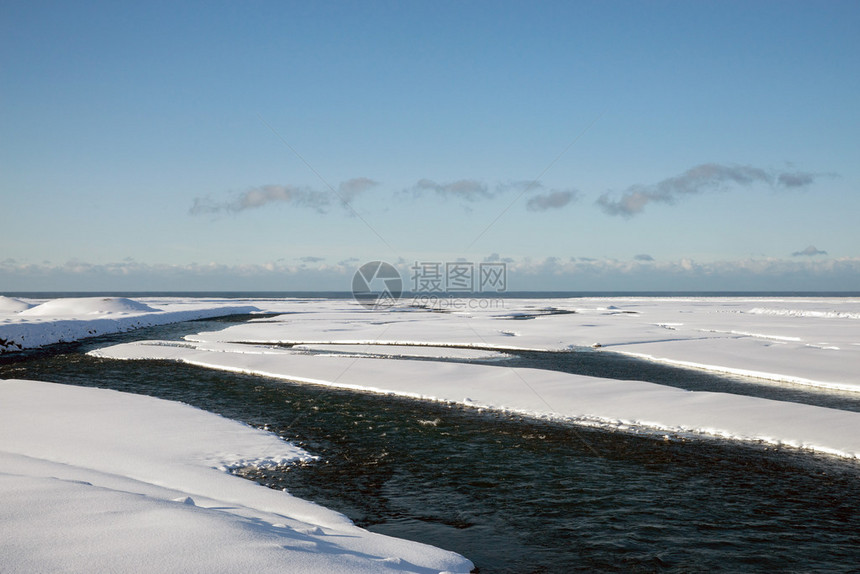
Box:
19;297;159;316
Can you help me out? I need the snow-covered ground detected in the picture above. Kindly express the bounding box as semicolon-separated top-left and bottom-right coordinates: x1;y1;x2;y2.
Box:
0;379;473;573
85;296;860;458
177;296;860;391
92;338;860;459
0;296;259;352
5;294;860;571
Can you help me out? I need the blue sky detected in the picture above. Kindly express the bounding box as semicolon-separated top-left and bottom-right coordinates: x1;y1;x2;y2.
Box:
2;1;859;291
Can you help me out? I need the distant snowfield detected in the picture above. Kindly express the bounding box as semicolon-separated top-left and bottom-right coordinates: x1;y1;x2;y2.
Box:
184;296;858;392
5;294;860;570
0;297;260;352
92;339;860;459
88;295;860;458
0;379;474;574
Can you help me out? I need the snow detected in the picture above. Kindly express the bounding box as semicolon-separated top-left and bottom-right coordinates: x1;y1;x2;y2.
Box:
177;297;860;391
0;296;34;313
0;297;261;352
747;306;860;319
19;296;159;316
78;295;860;458
5;295;860;569
91;339;860;459
0;379;473;574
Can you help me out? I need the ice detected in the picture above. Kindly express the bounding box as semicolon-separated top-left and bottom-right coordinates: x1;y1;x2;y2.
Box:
0;379;473;573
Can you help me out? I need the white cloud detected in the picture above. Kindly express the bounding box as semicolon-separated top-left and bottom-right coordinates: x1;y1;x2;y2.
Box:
337;178;379;203
408;179;490;201
597;163;825;217
4;255;859;292
792;245;827;257
526;189;578;212
190;179;378;216
497;256;860;291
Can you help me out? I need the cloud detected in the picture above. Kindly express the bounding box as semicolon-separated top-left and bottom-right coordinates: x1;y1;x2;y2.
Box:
634;254;654;261
496;180;543;194
4;254;860;292
777;172;816;188
338;178;379;203
407;179;548;201
483;252;514;263
407;178;581;214
189;185;325;215
409;178;490;201
188;196;227;215
299;256;325;263
526;189;578;212
792;245;827;257
597;163;824;217
0;258;366;291
190;178;377;216
502;255;860;291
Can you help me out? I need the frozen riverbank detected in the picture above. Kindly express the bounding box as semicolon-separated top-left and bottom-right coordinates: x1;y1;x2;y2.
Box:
0;297;259;352
92;340;860;459
179;296;860;391
0;379;473;573
4;294;860;571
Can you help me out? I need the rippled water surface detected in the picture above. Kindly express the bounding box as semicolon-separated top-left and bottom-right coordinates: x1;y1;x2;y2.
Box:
2;317;859;573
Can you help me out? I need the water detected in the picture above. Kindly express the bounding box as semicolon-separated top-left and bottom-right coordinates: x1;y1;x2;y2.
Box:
3;317;860;573
484;350;860;412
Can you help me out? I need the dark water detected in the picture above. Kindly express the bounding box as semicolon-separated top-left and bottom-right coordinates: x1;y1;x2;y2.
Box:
2;318;860;573
485;350;860;413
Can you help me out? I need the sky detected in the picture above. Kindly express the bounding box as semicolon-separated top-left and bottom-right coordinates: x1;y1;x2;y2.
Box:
2;0;859;292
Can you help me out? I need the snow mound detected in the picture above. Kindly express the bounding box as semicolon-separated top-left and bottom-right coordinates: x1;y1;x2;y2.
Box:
1;299;261;353
0;296;33;313
0;379;473;573
19;297;159;317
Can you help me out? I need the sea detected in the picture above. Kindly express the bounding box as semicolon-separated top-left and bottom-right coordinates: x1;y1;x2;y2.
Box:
2;292;859;573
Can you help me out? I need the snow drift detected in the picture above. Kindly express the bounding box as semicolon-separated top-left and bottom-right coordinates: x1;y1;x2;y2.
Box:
0;297;260;352
0;379;473;573
0;296;33;313
19;297;159;316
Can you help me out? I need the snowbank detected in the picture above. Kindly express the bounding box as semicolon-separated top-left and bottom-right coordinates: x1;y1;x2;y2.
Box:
0;297;260;352
83;295;860;457
181;297;860;391
0;379;473;573
10;294;855;389
0;296;33;313
19;296;159;316
91;340;860;459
